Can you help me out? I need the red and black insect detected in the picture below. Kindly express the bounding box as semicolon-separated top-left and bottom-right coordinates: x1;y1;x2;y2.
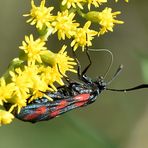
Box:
9;48;148;123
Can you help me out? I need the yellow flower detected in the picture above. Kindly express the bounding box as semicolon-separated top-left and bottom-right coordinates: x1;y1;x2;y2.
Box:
17;65;51;103
61;0;85;9
9;69;31;104
0;110;14;125
52;10;79;40
85;8;123;35
23;65;50;92
8;66;39;111
0;78;15;105
40;66;63;91
87;0;107;10
24;0;54;30
98;8;124;35
8;64;51;111
39;66;58;90
19;34;47;65
55;45;77;74
40;45;76;86
71;21;97;51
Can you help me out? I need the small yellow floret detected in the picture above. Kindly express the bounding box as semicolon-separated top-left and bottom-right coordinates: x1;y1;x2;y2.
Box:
24;0;54;30
0;78;15;105
71;21;97;51
52;10;79;40
98;7;124;35
19;34;47;65
0;110;14;125
55;45;77;74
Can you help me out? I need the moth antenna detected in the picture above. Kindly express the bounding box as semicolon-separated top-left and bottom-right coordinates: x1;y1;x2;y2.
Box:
107;84;148;92
107;64;123;85
88;48;113;79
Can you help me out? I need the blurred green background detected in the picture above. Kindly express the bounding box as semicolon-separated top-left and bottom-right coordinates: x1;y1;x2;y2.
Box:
0;0;148;148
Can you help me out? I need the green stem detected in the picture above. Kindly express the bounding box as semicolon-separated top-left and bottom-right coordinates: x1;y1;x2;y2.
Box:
38;27;54;41
76;8;86;18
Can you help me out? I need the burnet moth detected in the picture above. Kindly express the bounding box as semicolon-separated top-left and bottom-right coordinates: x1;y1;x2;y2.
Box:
10;47;148;123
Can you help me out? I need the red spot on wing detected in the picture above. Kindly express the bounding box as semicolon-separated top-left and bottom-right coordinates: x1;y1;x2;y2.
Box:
56;100;68;110
36;106;47;114
24;106;47;120
50;100;68;118
75;101;87;107
50;110;60;118
74;94;90;107
49;94;90;118
74;93;90;101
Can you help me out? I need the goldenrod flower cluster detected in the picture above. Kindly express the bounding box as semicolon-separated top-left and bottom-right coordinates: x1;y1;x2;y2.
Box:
24;0;128;50
0;0;128;125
